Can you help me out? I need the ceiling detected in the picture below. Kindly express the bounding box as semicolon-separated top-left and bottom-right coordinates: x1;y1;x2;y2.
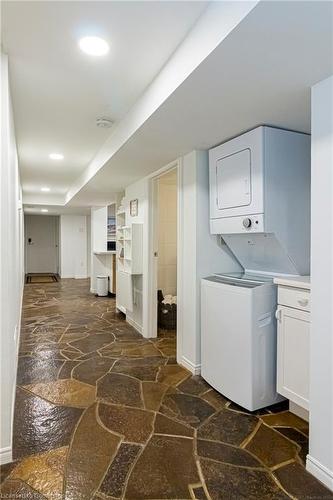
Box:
68;0;333;206
1;0;207;203
2;1;333;213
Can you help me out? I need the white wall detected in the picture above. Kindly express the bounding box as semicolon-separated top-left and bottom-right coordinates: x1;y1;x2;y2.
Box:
0;52;24;464
157;170;177;296
307;75;333;490
178;151;241;373
60;215;87;279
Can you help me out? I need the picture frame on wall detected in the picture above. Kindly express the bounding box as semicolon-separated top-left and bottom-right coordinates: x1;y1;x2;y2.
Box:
130;199;138;217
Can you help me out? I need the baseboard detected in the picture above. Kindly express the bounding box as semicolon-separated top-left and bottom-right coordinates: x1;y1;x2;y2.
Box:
0;446;12;465
179;356;201;375
289;401;309;422
126;316;143;335
307;455;333;491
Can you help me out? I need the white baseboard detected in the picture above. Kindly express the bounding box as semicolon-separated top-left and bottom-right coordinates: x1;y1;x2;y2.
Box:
126;316;143;335
0;446;12;465
307;455;333;491
289;401;309;422
179;355;201;375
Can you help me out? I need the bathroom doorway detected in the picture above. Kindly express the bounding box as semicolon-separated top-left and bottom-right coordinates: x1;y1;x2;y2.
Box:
149;166;178;348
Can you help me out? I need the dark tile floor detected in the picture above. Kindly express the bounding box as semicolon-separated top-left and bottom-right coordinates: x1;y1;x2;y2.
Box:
1;279;332;499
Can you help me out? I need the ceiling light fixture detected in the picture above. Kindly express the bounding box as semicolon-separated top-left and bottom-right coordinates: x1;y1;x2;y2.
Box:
41;209;49;213
49;153;64;160
96;117;113;129
79;36;109;57
41;187;50;192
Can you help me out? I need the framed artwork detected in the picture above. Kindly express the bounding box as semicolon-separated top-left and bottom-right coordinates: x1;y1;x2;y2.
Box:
130;199;138;217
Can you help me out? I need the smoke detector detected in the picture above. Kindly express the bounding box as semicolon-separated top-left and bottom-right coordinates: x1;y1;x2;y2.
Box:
96;117;113;129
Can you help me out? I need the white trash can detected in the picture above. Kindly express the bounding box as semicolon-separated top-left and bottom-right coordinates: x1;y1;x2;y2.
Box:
96;276;108;296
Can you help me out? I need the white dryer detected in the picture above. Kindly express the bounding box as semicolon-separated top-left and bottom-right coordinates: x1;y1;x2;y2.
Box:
201;272;284;411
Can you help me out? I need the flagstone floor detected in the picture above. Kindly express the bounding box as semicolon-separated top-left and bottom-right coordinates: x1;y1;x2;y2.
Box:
1;279;332;499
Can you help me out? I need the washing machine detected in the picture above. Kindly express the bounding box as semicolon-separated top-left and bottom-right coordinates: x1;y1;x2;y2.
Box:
201;272;284;411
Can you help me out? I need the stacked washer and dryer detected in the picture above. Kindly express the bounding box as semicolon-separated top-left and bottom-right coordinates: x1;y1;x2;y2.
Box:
201;126;311;411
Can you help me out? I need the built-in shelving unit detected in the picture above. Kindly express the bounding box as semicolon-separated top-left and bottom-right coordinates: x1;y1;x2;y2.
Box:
116;200;143;314
116;224;143;275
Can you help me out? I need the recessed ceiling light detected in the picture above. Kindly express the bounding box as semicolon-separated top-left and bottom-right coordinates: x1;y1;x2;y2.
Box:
41;209;49;213
79;36;109;57
41;187;50;192
49;153;64;160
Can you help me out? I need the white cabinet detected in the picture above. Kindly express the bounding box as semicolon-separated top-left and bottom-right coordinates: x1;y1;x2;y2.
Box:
275;282;310;411
116;223;143;275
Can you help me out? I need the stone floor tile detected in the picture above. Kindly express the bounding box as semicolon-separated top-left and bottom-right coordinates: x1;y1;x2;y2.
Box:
274;462;333;499
9;446;67;499
57;360;81;379
177;375;211;396
275;427;308;464
197;439;262;468
125;435;199;499
0;479;47;499
245;423;299;468
141;381;168;411
98;403;154;444
201;389;228;410
99;443;141;498
157;365;190;386
72;356;115;385
16;356;63;385
198;408;258;446
13;387;82;459
160;392;216;428
191;485;208;499
200;460;289;499
24;379;96;408
69;332;115;353
63;404;120;500
260;411;309;434
0;461;18;484
97;373;143;407
154;412;194;437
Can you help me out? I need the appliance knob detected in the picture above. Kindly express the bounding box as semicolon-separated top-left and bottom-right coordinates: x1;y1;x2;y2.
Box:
243;217;252;228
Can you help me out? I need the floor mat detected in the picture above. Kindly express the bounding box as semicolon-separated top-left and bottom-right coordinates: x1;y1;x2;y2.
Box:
26;273;59;283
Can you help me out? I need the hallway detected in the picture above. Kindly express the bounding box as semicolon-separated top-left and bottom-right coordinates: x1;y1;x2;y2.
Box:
1;280;331;499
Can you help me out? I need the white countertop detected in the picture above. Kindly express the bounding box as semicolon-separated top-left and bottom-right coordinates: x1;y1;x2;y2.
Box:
273;275;311;290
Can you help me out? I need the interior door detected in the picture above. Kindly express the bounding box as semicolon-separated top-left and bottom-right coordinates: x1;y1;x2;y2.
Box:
216;149;251;210
25;215;58;273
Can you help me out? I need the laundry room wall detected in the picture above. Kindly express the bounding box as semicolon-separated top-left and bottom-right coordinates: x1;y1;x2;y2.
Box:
60;215;88;279
0;52;25;464
308;74;333;490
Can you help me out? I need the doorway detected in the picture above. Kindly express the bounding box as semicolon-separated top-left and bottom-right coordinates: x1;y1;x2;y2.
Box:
153;168;178;343
25;215;59;275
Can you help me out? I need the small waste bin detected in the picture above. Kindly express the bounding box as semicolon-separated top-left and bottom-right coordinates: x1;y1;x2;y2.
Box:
96;276;108;296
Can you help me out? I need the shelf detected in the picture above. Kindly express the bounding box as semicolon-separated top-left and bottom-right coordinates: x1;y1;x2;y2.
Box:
94;251;116;255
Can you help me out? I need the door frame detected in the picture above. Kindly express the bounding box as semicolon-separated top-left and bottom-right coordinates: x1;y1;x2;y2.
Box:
24;214;60;275
145;159;182;351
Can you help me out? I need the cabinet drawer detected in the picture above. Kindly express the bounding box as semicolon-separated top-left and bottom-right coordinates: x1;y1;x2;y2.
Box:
278;286;310;312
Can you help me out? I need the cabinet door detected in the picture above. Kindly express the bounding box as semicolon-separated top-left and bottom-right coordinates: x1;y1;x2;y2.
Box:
216;149;251;210
277;306;309;409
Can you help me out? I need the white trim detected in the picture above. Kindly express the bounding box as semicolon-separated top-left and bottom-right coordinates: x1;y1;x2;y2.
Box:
180;355;201;375
0;446;12;465
127;316;143;335
289;401;309;422
307;455;333;491
176;158;184;368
